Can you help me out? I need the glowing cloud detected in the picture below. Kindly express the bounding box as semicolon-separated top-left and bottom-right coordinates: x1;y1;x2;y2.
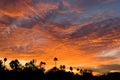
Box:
0;0;120;74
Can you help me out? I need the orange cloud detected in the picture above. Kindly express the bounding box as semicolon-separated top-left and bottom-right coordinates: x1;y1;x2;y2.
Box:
0;0;120;74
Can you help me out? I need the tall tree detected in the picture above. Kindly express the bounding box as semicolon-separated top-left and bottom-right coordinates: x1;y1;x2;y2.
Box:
54;57;58;67
62;65;66;70
60;65;66;70
60;65;63;70
70;66;73;72
3;58;7;66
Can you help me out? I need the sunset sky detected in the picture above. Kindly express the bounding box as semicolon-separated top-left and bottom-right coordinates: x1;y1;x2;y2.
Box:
0;0;120;74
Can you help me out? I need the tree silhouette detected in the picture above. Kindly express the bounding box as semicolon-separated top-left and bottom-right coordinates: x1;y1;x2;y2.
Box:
0;58;119;80
70;66;73;72
25;59;37;71
80;69;83;75
80;69;93;76
3;58;7;67
62;65;66;70
77;68;79;71
39;61;46;72
54;57;58;67
40;61;46;68
60;65;63;70
0;60;3;67
9;59;21;71
0;60;4;71
59;65;66;71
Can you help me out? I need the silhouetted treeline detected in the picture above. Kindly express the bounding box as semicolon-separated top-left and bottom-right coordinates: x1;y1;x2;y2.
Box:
0;58;119;80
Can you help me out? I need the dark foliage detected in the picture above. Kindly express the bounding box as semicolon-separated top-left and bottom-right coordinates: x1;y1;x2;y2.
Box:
0;58;119;80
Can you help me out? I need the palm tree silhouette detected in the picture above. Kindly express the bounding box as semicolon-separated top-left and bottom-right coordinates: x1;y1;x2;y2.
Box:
3;58;7;66
77;68;79;71
60;65;66;70
60;65;63;70
62;65;66;70
70;66;73;72
54;57;58;67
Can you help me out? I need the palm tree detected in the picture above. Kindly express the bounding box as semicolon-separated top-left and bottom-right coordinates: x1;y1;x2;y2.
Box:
62;65;66;70
3;58;7;66
54;57;58;67
60;65;63;70
70;66;73;72
60;65;66;70
76;68;80;74
77;68;79;71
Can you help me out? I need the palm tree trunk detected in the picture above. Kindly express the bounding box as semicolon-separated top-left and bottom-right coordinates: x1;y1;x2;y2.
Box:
55;61;57;67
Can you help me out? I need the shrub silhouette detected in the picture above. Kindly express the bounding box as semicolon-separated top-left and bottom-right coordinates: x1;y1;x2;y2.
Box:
9;59;22;71
0;60;5;71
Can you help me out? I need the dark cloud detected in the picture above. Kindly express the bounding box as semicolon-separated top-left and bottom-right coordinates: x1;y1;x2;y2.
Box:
98;64;120;73
96;56;117;61
69;18;120;52
0;0;26;17
0;15;15;25
100;64;120;70
90;64;120;73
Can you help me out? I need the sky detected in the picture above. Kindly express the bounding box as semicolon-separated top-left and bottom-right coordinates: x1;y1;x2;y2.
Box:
0;0;120;74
